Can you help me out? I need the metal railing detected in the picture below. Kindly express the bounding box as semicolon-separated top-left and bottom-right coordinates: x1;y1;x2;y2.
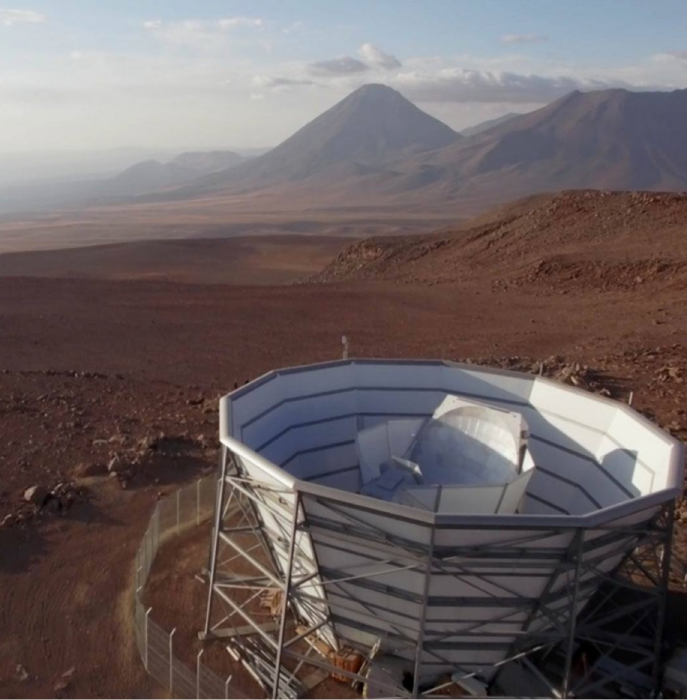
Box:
133;475;241;699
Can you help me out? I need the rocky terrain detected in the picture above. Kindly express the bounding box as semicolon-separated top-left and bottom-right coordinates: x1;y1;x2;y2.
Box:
0;368;221;529
308;190;687;294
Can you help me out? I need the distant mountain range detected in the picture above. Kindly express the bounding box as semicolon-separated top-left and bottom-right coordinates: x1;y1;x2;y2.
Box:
0;149;249;213
3;83;687;216
152;83;687;209
103;150;247;197
412;88;687;201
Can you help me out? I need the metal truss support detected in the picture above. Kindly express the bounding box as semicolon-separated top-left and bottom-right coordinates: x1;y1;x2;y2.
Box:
562;529;584;699
202;447;677;699
652;501;675;686
555;502;675;699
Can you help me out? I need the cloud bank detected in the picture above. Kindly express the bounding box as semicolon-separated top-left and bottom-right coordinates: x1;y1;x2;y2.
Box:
393;69;629;103
308;56;370;76
0;9;46;26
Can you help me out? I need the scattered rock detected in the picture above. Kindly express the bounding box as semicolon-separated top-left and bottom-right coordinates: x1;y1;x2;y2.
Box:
655;364;684;384
107;455;121;473
49;482;88;513
15;664;29;682
23;485;48;507
137;436;157;452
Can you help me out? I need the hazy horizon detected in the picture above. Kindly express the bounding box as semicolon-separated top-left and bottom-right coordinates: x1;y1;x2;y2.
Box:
1;0;686;156
0;145;273;188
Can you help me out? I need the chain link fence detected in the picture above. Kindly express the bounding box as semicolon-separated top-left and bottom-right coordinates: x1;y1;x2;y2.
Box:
133;475;241;699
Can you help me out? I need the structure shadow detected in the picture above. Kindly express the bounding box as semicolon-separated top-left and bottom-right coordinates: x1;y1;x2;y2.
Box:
0;524;48;574
600;449;641;498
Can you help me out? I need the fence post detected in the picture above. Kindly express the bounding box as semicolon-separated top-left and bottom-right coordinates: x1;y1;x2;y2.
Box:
225;674;232;699
145;607;153;671
157;503;162;550
149;512;155;563
152;507;157;556
197;478;201;526
147;523;152;577
145;523;151;579
197;648;204;699
169;628;176;693
177;489;181;533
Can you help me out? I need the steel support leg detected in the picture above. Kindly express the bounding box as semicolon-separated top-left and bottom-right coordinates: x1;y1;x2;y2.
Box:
271;493;301;699
204;445;229;636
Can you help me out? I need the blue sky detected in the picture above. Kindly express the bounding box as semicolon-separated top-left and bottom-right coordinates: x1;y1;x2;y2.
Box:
1;1;686;153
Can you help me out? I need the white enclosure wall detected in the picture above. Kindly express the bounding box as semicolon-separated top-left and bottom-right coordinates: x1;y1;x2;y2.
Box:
218;359;683;685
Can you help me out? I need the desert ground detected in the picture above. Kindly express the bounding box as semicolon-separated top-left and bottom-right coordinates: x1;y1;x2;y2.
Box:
0;236;350;285
0;200;462;255
1;192;686;698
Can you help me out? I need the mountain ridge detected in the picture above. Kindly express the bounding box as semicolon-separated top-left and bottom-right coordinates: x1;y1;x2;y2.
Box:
413;88;687;199
5;84;687;218
460;112;521;137
165;83;461;198
151;85;687;210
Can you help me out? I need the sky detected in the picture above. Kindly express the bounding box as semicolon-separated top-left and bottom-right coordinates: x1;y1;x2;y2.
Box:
1;0;687;154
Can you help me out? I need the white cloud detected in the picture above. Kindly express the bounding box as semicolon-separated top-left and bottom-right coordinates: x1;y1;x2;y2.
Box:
653;50;687;61
501;34;548;45
0;9;46;26
393;68;629;104
142;17;263;48
308;56;370;76
217;17;263;29
303;44;400;80
358;43;401;70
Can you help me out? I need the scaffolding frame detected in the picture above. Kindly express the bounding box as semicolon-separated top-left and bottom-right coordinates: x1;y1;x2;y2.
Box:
202;445;675;699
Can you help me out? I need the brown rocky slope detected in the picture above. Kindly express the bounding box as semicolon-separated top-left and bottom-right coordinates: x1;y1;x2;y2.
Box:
307;190;687;294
